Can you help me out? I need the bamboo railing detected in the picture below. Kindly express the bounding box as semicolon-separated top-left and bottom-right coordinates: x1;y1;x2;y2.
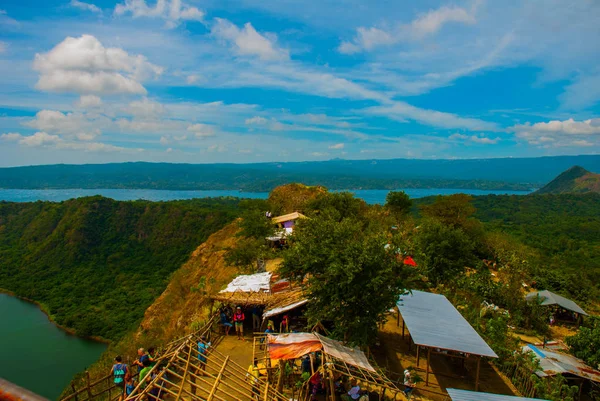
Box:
60;314;220;401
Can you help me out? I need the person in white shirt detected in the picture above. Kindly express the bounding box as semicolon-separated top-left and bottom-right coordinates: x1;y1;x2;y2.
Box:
403;369;415;399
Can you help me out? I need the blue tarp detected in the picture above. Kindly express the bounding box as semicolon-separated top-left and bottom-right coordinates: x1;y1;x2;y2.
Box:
447;388;549;401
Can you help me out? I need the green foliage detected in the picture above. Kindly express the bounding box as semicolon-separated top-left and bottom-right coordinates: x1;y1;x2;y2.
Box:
566;317;600;369
414;219;477;285
238;209;275;239
280;215;415;346
385;191;412;217
305;191;368;222
420;194;476;228
0;196;240;340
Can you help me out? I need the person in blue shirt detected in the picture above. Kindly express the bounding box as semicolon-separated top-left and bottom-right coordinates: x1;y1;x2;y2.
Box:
110;355;128;400
220;309;233;335
132;348;150;373
198;335;210;373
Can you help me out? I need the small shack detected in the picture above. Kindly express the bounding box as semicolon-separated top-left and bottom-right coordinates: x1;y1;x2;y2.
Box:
272;212;307;235
396;290;498;390
522;343;600;397
446;388;549;401
525;290;587;323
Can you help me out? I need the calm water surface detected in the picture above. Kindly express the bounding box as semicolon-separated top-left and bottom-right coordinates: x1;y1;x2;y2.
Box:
0;294;107;399
0;188;531;204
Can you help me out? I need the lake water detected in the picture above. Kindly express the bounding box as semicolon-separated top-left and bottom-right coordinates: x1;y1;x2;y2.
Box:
0;188;531;204
0;294;107;399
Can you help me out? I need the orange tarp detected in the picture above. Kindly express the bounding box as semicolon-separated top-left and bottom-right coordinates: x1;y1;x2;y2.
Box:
267;333;322;360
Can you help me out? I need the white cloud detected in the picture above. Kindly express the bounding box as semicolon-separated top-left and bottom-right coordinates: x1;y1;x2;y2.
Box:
211;19;289;61
310;152;329;157
339;4;477;54
328;143;344;149
0;132;21;141
25;109;104;140
186;74;201;84
126;97;166;117
0;41;6;53
410;5;476;38
114;0;204;28
75;95;103;108
560;74;600;110
512;118;600;147
363;101;498;131
245;116;268;125
33;35;163;95
449;133;500;144
70;0;101;13
19;132;61;147
117;118;181;133
187;123;216;138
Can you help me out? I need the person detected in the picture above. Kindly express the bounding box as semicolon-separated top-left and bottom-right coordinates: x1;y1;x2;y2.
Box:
139;359;153;390
549;315;556;326
309;371;322;401
301;355;311;374
220;309;233;335
147;347;157;367
124;373;135;397
233;306;246;340
132;348;150;373
281;315;289;333
246;358;260;400
341;379;361;401
198;335;210;372
403;369;415;400
110;356;128;400
251;306;261;331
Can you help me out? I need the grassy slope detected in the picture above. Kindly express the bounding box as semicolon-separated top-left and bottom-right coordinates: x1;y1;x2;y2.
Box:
0;196;241;340
535;166;600;194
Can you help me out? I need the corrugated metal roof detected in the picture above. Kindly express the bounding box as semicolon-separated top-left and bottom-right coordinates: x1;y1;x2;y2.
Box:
525;290;587;315
263;299;308;319
447;388;549;401
523;344;600;383
397;290;498;358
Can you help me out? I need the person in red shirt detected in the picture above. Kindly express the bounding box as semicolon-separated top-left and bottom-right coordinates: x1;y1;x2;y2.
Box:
233;306;246;340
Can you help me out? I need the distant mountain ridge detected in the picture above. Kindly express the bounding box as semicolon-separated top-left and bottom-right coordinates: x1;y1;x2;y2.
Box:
1;155;600;191
536;166;600;194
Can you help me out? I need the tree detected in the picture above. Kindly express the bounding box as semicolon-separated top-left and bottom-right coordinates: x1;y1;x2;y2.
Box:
420;194;476;228
279;216;414;346
385;191;412;217
566;317;600;368
415;219;476;284
238;209;275;239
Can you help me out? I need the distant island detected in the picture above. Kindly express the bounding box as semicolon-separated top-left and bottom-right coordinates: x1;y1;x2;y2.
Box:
1;155;600;191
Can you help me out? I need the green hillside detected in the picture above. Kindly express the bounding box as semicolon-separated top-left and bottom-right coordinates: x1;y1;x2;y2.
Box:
535;166;600;194
0;196;243;340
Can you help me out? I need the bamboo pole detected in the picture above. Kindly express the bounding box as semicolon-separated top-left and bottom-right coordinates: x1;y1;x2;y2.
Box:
475;356;481;392
86;372;92;399
206;356;229;401
425;348;431;387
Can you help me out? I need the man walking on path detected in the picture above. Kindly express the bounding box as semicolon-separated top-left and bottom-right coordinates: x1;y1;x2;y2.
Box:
132;348;149;373
110;356;128;401
234;306;246;341
403;369;415;400
246;358;260;401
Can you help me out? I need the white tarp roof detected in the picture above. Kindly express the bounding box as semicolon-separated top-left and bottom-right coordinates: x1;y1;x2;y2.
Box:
315;333;376;372
263;299;308;319
220;272;272;293
447;388;549;401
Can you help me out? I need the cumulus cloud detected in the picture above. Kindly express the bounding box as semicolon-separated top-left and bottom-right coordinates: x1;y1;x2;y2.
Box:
449;133;500;144
328;143;344;149
33;35;163;95
75;95;103;108
70;0;101;13
114;0;204;28
245;116;268;125
338;4;477;54
187;123;216;138
25;109;105;140
211;19;289;61
512;118;600;147
19;132;61;147
0;132;22;141
126;97;166;117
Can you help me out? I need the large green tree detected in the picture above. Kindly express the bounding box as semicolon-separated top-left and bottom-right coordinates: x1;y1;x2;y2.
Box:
385;191;412;217
280;216;414;346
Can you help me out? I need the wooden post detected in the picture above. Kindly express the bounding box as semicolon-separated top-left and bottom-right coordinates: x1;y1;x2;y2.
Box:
86;371;92;399
277;360;285;393
402;320;405;339
425;348;431;386
416;346;420;368
70;383;78;401
475;356;481;392
397;308;400;327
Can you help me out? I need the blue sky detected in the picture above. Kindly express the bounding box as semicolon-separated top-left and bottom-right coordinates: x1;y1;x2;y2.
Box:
0;0;599;166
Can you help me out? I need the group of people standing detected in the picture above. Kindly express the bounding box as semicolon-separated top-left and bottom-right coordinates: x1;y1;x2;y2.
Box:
109;347;157;399
219;304;263;340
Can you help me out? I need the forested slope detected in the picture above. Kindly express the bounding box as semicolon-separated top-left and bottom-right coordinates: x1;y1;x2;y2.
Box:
0;196;242;340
